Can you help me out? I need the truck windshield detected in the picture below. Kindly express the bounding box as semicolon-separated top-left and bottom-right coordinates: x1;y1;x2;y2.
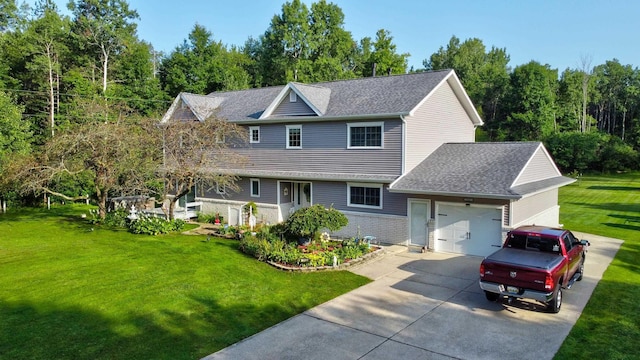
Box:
507;234;561;254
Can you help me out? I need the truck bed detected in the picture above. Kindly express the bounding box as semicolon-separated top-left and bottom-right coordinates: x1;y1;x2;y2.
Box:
485;247;564;271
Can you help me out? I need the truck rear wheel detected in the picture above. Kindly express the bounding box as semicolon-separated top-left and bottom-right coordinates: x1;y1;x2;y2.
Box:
548;285;562;313
485;291;499;301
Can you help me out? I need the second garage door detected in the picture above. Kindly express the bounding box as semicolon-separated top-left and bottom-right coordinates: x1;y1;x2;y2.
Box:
435;203;503;257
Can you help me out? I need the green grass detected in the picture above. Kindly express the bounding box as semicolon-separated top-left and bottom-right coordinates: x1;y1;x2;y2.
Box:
555;173;640;360
0;205;370;360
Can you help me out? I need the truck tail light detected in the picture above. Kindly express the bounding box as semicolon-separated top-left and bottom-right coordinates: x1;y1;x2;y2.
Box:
545;274;554;290
479;264;485;277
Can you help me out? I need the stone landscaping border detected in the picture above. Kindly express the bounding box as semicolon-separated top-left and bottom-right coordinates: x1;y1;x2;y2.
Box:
267;245;386;272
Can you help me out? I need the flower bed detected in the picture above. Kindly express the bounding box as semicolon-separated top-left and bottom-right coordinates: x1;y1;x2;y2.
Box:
239;234;383;271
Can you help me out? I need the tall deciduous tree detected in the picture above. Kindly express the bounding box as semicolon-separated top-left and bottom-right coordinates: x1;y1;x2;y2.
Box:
16;111;159;219
423;35;510;133
68;0;139;94
0;90;30;162
252;0;358;85
25;0;70;137
503;61;558;141
159;116;248;220
360;29;409;77
160;24;250;96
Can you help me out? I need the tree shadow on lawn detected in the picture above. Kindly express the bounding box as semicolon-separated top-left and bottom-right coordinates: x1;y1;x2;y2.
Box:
587;185;640;191
0;295;299;360
602;222;640;232
0;204;91;220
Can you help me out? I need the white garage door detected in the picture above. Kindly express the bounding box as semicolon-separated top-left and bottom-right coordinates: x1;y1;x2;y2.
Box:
436;203;503;257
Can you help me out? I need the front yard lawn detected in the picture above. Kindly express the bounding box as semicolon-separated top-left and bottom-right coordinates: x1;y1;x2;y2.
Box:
555;172;640;359
0;205;370;360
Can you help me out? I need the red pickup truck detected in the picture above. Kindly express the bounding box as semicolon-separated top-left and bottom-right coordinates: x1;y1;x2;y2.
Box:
479;226;589;313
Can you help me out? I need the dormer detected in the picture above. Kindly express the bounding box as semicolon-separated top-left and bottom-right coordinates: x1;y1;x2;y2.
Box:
161;93;224;123
259;83;331;119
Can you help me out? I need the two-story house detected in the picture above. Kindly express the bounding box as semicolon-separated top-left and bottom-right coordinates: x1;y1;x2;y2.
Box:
161;69;574;257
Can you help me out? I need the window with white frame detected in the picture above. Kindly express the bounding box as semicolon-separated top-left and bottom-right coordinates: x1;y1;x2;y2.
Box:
286;125;302;149
289;91;297;102
250;178;260;197
249;126;260;143
347;122;383;148
347;183;383;209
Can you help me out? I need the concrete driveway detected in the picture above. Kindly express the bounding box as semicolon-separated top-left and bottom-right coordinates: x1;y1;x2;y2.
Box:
203;232;622;360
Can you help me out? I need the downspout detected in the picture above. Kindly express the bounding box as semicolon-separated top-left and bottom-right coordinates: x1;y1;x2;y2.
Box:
400;115;407;175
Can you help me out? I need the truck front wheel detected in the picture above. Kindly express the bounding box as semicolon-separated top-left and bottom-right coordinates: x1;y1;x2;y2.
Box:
548;285;562;313
485;291;499;301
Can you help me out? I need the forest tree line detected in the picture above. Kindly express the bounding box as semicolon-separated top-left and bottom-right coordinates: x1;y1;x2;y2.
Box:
1;0;639;205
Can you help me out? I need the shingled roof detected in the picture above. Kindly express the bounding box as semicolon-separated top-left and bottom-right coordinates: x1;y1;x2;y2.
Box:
390;142;575;199
162;69;482;125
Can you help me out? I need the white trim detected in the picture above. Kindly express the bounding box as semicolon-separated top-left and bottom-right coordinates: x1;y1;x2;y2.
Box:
249;126;260;143
408;198;431;247
250;178;260;198
347;121;384;149
286;124;302;149
408;70;483;127
347;182;383;209
511;143;563;187
260;84;322;119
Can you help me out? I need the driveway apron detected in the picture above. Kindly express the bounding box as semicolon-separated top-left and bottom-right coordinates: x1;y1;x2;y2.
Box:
202;232;622;360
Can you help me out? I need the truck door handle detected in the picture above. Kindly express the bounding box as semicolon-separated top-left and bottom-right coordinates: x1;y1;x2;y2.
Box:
467;232;471;239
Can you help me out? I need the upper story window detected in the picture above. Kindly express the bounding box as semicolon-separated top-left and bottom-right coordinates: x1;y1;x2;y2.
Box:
286;125;302;149
347;183;383;209
249;126;260;143
289;92;297;102
250;178;260;197
348;122;383;148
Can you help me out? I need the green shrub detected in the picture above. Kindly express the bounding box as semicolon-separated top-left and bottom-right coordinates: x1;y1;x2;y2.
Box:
285;204;348;240
128;215;185;235
104;209;129;228
237;224;374;268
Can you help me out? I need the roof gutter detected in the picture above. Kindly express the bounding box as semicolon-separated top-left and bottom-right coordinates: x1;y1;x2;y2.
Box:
231;112;408;125
388;187;523;200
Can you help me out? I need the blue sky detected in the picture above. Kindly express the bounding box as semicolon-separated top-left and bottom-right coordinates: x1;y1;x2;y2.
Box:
36;0;640;72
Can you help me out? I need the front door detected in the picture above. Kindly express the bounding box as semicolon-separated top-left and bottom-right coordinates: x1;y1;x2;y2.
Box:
292;182;312;210
410;200;430;246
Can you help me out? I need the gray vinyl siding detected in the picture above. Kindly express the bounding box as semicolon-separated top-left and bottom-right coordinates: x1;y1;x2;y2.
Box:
172;105;198;122
203;178;278;204
312;181;410;216
513;148;561;186
271;91;316;116
236;119;403;175
404;79;477;173
510;189;558;225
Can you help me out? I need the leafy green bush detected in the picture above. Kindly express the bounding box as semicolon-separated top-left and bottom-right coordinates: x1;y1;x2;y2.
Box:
128;215;185;235
104;208;129;228
285;204;348;240
238;223;374;268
